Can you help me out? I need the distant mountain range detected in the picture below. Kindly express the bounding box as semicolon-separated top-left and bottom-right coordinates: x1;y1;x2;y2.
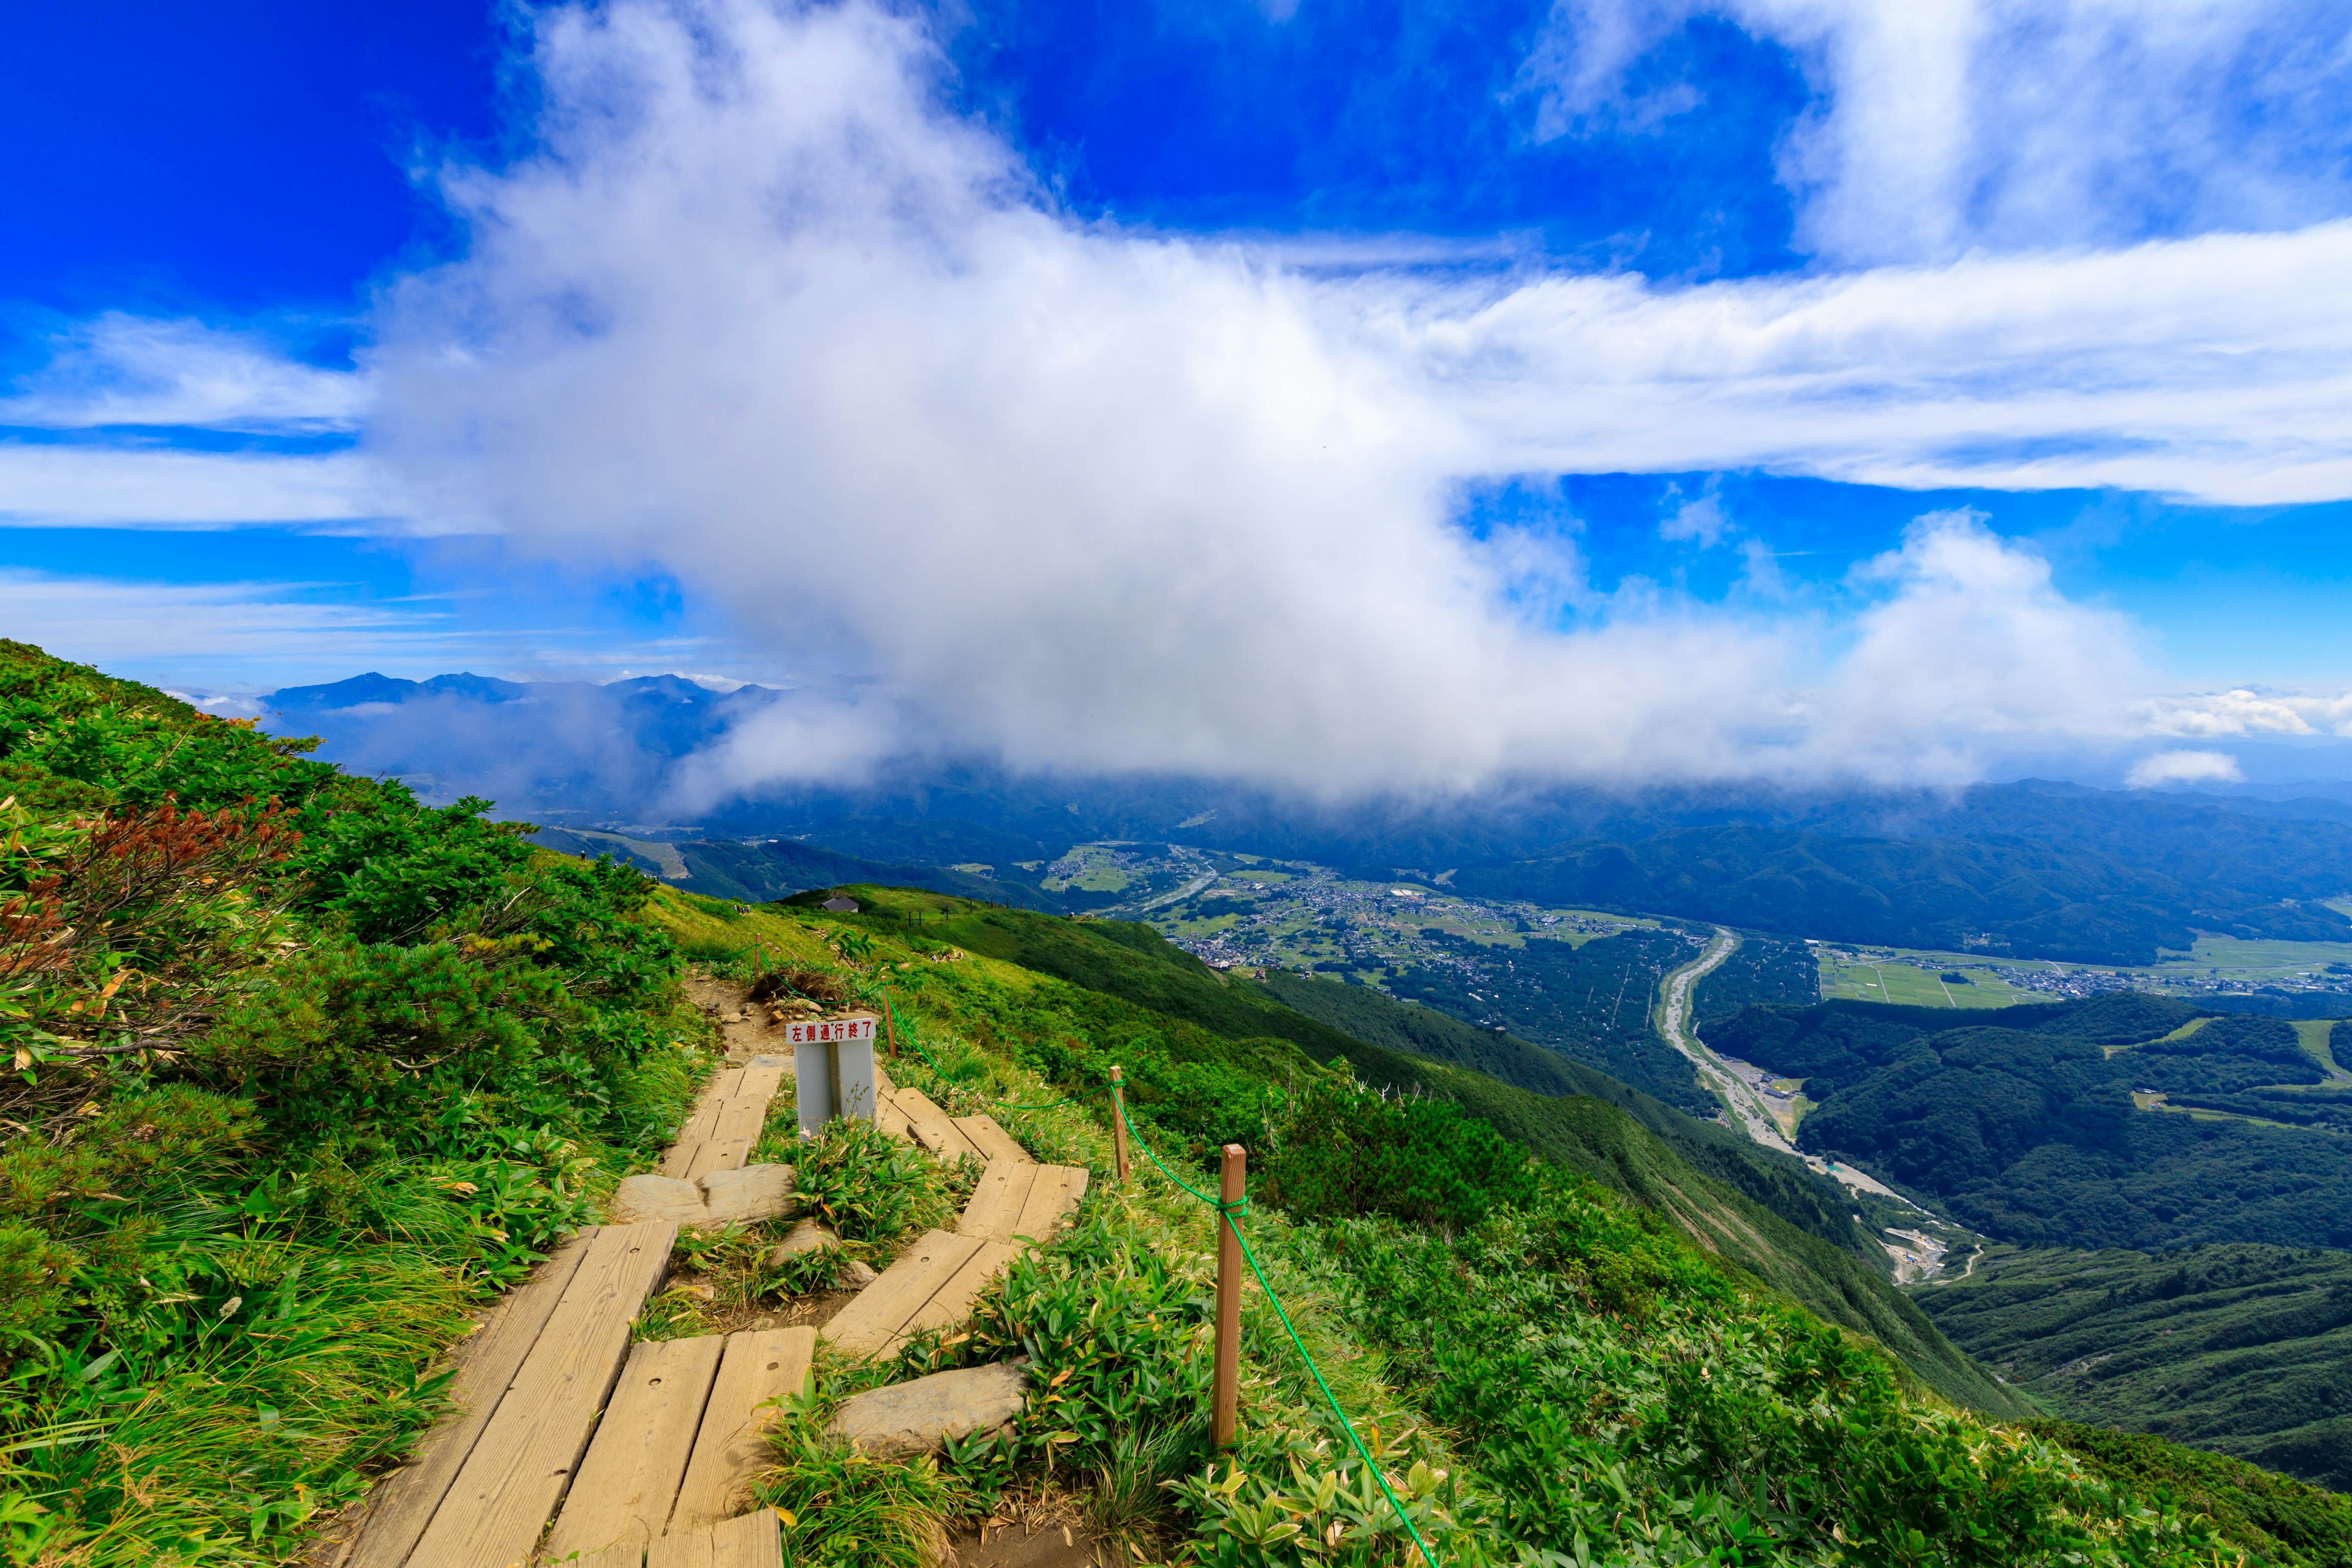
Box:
253;671;2352;964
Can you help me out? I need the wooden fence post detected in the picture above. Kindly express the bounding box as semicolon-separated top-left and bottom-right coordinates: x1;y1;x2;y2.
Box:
1213;1143;1245;1447
880;991;901;1060
1109;1066;1130;1182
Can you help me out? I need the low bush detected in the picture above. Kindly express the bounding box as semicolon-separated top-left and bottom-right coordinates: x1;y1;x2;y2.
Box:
0;642;704;1562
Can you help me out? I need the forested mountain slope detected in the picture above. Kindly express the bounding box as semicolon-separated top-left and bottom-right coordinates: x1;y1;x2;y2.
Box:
908;901;2024;1414
1920;1245;2352;1493
1452;823;2352;966
1711;997;2352;1250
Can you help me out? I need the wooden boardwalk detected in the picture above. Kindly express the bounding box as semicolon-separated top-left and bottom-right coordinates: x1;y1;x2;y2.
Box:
826;1073;1088;1359
662;1059;789;1181
342;1041;803;1567
338;1014;1085;1563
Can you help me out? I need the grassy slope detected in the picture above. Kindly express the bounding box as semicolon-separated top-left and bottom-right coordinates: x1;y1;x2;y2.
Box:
1259;967;1877;1256
0;641;707;1564
1918;1243;2352;1492
645;880;2351;1565
835;893;2028;1416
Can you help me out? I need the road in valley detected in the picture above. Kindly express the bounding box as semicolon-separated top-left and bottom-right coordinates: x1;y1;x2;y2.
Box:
1657;928;1930;1212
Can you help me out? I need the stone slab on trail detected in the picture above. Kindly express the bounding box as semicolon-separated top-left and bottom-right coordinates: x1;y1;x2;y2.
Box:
832;1359;1031;1457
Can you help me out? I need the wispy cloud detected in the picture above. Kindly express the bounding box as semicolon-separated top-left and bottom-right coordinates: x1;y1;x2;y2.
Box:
0;313;366;432
1520;0;2352;264
0;444;397;528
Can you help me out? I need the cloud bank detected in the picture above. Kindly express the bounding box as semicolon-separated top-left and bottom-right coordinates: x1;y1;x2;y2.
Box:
349;0;2352;798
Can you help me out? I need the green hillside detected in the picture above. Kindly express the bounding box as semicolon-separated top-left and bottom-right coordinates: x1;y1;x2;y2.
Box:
1714;997;2352;1250
899;899;2025;1415
1257;968;1878;1261
7;635;2340;1566
0;641;704;1561
1919;1245;2352;1494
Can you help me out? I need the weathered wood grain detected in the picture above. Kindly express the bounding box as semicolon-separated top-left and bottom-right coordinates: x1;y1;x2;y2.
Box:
669;1328;815;1534
952;1114;1030;1167
541;1334;723;1563
1010;1164;1090;1245
822;1229;986;1359
955;1159;1036;1243
343;1229;597;1568
403;1221;677;1568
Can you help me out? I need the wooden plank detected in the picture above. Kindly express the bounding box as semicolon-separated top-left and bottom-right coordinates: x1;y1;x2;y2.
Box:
710;1068;747;1102
345;1231;597;1568
709;1099;767;1148
404;1221;678;1568
889;1086;952;1125
907;1117;986;1162
875;1091;913;1142
1009;1164;1090;1245
572;1541;645;1568
707;1509;785;1568
952;1114;1030;1167
885;1238;1017;1357
542;1335;724;1563
734;1063;784;1102
646;1531;710;1568
821;1230;986;1359
684;1138;750;1182
669;1329;815;1534
646;1512;777;1568
659;1144;699;1181
955;1160;1037;1244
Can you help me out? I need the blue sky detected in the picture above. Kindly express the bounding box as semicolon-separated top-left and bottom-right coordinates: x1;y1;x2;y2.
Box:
3;0;2350;791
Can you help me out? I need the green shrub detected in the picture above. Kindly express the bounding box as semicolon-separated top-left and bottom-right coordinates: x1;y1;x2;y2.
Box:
1260;1072;1539;1235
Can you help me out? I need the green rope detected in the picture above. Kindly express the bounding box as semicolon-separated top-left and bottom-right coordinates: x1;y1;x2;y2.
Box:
1108;1097;1441;1567
1224;1212;1440;1568
1112;1092;1221;1208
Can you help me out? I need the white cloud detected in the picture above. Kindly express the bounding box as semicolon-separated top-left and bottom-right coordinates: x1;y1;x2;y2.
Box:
2143;687;2352;737
0;443;400;529
2126;748;2247;787
1657;484;1729;548
0;568;445;674
0;314;367;432
1425;223;2352;504
361;0;2190;796
1520;0;2352;264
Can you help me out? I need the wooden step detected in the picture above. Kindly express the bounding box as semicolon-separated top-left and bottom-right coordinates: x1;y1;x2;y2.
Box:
959;1162;1088;1246
890;1087;987;1161
574;1509;783;1568
671;1327;816;1534
736;1060;786;1097
541;1335;725;1563
952;1113;1030;1166
655;1509;785;1568
823;1229;1016;1360
401;1222;678;1568
345;1231;598;1568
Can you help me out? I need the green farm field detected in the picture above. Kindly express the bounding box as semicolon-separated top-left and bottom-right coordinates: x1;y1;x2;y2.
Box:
1817;951;2038;1008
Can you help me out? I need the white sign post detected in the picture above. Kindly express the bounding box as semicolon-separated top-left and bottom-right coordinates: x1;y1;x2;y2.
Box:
791;1012;880;1139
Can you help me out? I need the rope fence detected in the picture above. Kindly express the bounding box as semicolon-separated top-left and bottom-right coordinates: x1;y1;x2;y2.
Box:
827;987;1439;1563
